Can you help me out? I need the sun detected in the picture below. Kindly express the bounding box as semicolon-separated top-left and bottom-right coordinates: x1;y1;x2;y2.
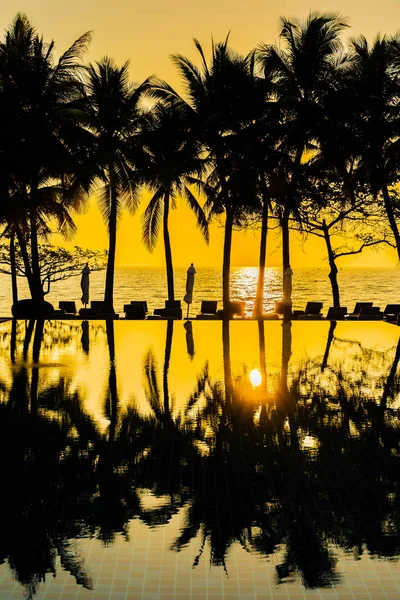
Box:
250;368;262;388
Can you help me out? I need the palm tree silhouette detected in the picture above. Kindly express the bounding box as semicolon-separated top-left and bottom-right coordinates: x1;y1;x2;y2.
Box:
84;58;148;312
257;12;349;278
347;34;400;258
139;102;208;301
0;13;92;301
151;36;266;309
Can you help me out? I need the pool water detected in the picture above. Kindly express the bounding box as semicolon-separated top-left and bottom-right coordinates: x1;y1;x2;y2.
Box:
0;319;400;600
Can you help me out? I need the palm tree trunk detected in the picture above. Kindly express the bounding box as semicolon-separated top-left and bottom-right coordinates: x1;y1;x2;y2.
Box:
163;191;175;302
322;221;340;307
15;226;34;297
281;145;302;283
222;318;233;401
31;319;44;415
223;206;234;310
29;211;44;301
23;319;35;360
106;321;118;442
10;232;18;305
253;199;269;316
258;319;267;389
163;320;173;418
382;183;400;261
104;167;118;313
281;205;290;279
10;319;17;364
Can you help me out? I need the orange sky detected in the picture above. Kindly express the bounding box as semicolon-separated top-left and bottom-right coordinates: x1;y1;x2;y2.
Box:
2;0;400;268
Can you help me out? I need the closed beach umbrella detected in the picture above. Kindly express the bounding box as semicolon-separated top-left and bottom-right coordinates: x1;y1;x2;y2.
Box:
183;263;196;318
81;263;91;307
81;320;90;354
184;320;195;360
282;265;293;305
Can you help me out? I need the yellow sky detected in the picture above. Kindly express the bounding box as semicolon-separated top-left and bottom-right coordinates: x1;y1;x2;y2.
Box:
2;0;400;268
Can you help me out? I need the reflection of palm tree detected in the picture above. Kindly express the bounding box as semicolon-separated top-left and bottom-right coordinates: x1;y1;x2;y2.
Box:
222;319;233;397
258;319;267;388
3;318;400;595
104;320;118;442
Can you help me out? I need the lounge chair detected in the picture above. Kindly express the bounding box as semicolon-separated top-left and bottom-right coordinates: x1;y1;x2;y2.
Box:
196;300;218;319
59;301;77;318
217;301;246;319
346;302;373;320
296;301;323;320
274;301;292;319
326;306;347;320
124;301;148;320
383;304;400;323
154;300;182;319
358;306;383;320
79;301;119;319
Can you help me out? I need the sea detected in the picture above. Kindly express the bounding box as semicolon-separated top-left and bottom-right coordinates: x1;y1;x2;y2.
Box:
0;265;399;317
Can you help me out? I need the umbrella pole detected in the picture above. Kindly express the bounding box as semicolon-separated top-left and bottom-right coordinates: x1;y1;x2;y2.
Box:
187;304;189;319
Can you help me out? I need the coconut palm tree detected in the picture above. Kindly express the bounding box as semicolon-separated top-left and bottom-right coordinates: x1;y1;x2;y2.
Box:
138;103;209;301
83;58;148;312
151;38;268;310
0;13;92;302
257;12;349;279
345;34;400;259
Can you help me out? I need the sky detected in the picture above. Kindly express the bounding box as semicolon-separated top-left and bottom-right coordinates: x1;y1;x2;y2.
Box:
2;0;400;268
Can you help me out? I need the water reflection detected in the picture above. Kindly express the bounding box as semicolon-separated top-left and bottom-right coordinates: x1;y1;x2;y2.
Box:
0;319;400;596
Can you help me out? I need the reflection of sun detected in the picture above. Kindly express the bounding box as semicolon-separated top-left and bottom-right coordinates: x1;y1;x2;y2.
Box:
250;368;262;387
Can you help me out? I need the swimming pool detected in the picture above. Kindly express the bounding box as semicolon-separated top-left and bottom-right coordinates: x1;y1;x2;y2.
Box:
0;320;399;600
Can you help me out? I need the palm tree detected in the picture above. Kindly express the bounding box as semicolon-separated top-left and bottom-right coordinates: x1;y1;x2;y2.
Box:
0;13;92;302
151;37;267;310
346;34;400;259
257;12;349;280
84;57;148;312
138;103;208;301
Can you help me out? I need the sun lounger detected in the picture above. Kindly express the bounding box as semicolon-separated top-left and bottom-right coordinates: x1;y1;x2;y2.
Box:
326;307;347;320
58;301;77;318
197;300;218;319
358;306;382;320
79;301;119;319
124;301;148;319
294;301;323;320
346;302;373;320
351;302;373;315
154;300;182;319
383;304;400;322
217;301;246;319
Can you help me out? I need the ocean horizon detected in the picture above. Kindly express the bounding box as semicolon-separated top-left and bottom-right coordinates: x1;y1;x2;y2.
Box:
1;265;399;317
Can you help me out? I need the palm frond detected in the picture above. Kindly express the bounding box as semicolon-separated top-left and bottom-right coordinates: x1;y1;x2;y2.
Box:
141;187;164;251
96;182;112;226
182;186;209;243
56;31;92;73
